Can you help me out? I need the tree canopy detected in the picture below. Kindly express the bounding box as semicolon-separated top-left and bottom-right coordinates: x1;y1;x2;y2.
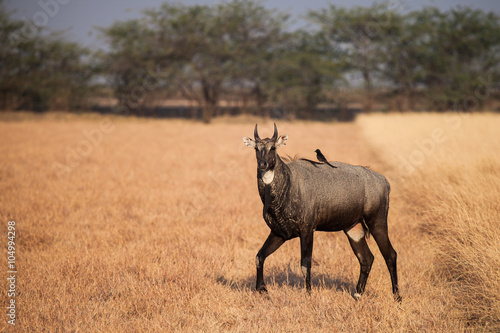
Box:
2;1;500;120
0;4;94;111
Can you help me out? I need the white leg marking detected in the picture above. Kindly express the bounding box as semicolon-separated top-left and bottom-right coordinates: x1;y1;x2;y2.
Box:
261;170;274;184
301;265;308;277
354;293;362;300
347;223;365;242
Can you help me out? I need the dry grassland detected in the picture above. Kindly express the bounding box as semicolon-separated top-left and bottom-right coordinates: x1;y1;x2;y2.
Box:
0;111;498;332
359;113;500;330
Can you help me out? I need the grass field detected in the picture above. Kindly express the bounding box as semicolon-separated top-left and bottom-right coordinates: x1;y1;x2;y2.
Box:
1;112;498;332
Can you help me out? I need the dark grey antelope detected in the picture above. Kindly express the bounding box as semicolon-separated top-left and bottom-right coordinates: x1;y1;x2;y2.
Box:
243;124;401;301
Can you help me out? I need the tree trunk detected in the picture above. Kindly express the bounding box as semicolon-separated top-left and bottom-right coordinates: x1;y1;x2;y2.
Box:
201;78;219;123
362;70;373;113
407;84;416;111
253;84;268;118
202;103;214;124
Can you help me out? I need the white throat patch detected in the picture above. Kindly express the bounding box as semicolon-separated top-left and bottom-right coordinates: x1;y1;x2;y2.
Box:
261;170;275;184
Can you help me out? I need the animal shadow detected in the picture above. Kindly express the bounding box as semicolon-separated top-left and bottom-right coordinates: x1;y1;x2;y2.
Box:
216;265;355;294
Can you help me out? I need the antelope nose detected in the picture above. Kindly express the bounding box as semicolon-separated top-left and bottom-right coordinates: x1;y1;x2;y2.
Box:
258;161;268;170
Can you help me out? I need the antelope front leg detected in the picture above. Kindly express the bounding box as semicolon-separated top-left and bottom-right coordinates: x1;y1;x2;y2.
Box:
300;232;314;292
255;232;284;293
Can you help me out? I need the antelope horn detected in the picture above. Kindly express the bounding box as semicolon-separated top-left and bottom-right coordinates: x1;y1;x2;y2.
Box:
271;123;278;141
254;124;261;141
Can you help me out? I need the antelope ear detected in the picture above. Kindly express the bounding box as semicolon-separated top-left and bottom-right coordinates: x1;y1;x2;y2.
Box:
243;137;255;148
275;134;288;148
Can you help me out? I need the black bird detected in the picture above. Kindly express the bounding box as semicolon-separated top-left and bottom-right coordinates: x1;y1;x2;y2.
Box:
315;149;337;168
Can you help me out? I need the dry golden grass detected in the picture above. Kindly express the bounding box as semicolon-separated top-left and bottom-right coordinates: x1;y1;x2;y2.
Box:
1;111;497;332
359;112;500;331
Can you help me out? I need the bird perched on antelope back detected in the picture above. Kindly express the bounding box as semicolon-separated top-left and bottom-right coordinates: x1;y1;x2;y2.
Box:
315;149;337;168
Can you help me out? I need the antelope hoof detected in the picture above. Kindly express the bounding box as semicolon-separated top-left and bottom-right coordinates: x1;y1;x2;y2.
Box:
257;285;268;294
353;293;362;301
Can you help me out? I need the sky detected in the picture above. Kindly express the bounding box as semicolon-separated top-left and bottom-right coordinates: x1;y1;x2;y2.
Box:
5;0;500;49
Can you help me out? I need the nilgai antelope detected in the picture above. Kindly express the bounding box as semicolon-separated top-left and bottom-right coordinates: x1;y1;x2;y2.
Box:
243;124;401;301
